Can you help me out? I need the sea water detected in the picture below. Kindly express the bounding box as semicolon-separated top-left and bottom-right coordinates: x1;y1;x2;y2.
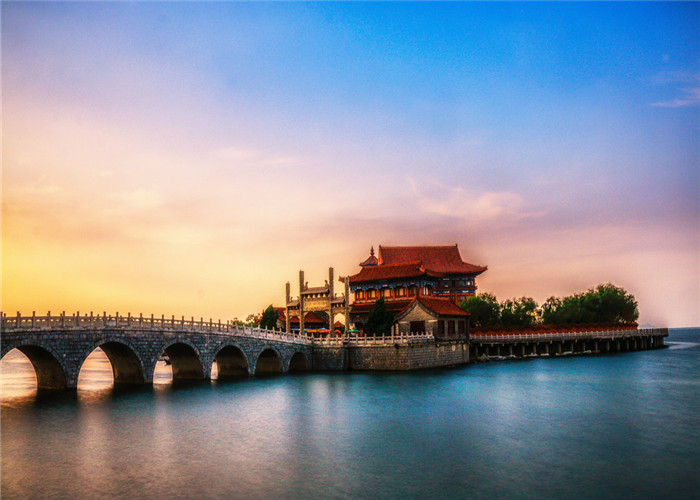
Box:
2;328;698;499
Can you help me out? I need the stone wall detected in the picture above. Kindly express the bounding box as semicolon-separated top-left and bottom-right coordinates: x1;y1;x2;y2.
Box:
311;346;347;371
346;341;469;371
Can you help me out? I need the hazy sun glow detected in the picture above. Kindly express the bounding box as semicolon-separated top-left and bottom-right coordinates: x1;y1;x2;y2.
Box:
2;2;698;326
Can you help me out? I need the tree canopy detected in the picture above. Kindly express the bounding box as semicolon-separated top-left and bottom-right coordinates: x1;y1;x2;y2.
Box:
500;297;538;327
460;283;638;328
458;293;500;328
364;297;394;336
259;305;278;330
541;283;638;325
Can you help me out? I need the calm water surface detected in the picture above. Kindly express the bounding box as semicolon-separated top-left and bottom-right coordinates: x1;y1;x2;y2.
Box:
2;329;698;499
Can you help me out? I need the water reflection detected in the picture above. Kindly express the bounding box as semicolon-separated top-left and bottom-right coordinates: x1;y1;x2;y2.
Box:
2;331;699;499
1;348;183;407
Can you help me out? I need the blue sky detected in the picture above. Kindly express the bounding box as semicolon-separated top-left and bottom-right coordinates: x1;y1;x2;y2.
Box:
2;2;698;326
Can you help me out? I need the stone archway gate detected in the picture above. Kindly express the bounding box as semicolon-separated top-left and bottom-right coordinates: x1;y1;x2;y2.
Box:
1;312;313;390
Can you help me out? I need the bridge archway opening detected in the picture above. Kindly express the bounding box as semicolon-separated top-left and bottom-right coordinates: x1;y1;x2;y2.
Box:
80;342;146;387
288;352;310;373
1;346;66;391
163;343;205;381
254;348;283;376
332;313;346;336
1;348;39;396
214;345;249;379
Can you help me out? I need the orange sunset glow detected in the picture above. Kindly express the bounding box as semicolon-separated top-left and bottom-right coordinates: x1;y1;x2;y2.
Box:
2;2;698;327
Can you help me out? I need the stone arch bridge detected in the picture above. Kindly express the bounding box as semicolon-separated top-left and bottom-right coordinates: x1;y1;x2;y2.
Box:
1;312;313;390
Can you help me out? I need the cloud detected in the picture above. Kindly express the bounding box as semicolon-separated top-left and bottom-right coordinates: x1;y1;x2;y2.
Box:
405;176;543;225
647;70;700;86
651;87;700;108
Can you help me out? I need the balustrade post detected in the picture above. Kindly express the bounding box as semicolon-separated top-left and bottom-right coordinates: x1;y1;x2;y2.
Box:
32;311;36;328
61;311;65;327
127;312;131;327
16;311;21;329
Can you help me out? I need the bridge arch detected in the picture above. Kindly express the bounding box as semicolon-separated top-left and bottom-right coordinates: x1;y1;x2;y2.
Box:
213;344;249;378
254;347;283;376
78;340;147;386
160;340;205;381
287;351;310;373
1;345;68;390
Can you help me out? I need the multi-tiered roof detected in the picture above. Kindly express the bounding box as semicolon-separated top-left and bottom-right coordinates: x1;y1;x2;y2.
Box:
349;245;486;284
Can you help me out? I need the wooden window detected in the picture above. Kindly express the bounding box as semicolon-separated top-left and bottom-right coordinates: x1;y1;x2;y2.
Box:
438;320;445;336
355;290;365;301
448;320;456;336
396;287;406;297
408;286;418;297
383;289;392;298
410;321;425;334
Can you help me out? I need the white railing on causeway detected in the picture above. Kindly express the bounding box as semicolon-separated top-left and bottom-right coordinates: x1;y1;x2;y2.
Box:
314;332;435;346
0;311;313;345
471;328;668;342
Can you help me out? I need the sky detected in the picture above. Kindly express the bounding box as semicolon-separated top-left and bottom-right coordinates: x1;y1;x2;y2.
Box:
2;2;698;327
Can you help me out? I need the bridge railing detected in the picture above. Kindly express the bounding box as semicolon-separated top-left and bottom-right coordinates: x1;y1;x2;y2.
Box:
0;311;314;345
313;332;435;345
471;328;669;342
1;311;438;346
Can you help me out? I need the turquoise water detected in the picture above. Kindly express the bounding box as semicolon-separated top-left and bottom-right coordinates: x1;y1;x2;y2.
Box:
2;329;698;499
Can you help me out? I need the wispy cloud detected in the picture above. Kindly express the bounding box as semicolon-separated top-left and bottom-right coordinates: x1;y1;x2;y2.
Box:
648;71;700;108
405;176;544;225
651;87;700;108
647;70;700;86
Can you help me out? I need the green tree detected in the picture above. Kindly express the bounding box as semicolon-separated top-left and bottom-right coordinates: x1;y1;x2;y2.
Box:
540;296;562;324
540;284;638;325
458;293;501;328
365;297;394;336
259;305;278;330
584;283;639;324
500;297;538;327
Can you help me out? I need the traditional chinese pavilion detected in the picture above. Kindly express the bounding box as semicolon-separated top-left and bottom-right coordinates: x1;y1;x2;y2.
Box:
345;245;486;328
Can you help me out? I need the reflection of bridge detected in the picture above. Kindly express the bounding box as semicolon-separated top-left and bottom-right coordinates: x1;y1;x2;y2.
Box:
1;312;314;390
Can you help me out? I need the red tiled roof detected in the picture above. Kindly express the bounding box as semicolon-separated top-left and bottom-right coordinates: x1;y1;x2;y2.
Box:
359;254;378;266
275;308;326;325
359;246;379;266
348;261;442;284
378;245;486;275
412;296;470;316
350;299;412;315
